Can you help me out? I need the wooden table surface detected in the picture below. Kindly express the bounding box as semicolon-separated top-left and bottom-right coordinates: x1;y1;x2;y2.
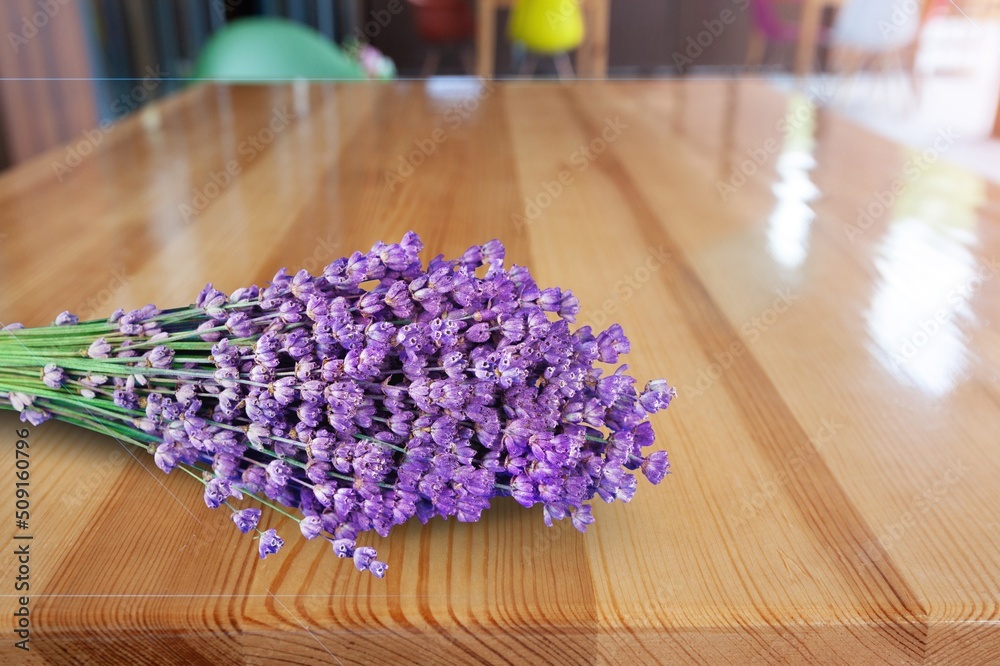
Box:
1;80;1000;665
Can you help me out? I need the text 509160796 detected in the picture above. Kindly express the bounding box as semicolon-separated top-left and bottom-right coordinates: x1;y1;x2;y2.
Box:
13;426;31;651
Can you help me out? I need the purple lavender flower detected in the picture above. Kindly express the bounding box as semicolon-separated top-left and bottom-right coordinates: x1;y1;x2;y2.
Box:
299;515;323;540
639;379;676;413
331;538;356;558
641;450;670;484
87;338;111;359
352;545;377;571
232;508;261;533
0;232;675;580
54;311;79;326
258;529;284;558
204;478;233;509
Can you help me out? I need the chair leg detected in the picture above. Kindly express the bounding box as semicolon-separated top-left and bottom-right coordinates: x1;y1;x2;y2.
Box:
554;52;575;79
831;46;864;101
746;30;767;70
458;47;475;76
421;49;442;78
519;55;538;77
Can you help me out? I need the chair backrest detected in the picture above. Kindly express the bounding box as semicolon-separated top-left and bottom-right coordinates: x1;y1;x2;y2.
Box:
406;0;475;43
508;0;585;54
192;18;365;82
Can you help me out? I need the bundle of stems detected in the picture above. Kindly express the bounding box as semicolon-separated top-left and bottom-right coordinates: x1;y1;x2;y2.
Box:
0;233;674;577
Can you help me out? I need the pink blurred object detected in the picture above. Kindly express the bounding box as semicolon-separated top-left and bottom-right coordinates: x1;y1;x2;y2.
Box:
750;0;801;42
746;0;829;69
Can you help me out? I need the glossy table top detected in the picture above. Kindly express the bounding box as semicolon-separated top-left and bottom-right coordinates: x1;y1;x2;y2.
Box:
1;80;999;664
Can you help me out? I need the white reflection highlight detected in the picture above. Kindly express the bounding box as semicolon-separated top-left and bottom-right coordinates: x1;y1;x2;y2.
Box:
865;159;985;396
767;94;820;271
425;76;489;103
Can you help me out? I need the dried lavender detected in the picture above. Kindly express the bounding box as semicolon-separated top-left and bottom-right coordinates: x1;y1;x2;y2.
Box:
0;233;674;577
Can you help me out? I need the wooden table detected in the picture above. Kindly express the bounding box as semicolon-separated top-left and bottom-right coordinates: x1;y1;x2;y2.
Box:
2;80;1000;664
476;0;610;78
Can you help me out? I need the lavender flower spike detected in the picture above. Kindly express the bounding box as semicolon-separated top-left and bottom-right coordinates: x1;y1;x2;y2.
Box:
0;232;676;579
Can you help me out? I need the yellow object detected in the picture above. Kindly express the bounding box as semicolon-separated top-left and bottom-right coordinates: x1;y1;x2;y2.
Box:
508;0;585;54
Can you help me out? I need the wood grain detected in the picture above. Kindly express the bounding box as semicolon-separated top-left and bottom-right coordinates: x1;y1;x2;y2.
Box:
1;80;1000;664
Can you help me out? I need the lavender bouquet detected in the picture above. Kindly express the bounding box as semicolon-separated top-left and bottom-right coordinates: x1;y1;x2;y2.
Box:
0;233;674;578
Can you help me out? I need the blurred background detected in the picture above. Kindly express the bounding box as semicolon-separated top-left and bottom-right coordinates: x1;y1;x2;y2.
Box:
0;0;998;177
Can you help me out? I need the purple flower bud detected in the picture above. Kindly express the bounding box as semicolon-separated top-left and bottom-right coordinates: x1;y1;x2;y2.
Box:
197;320;221;342
353;546;377;571
197;283;227;310
313;481;338;507
87;338;111;359
204;478;233;509
230;285;259;302
258;529;284;558
154;442;180;473
597;324;630;363
20;410;50;426
538;287;562;311
559;290;580;322
634;421;655;449
331;538;356;558
9;392;33;412
641;450;670;484
299;515;323;540
266;460;292;486
54;311;79;326
41;363;65;389
466;322;491;343
231;508;261;533
147;345;174;369
639;379;675;413
226;312;256;338
270;377;296;406
368;560;388;578
570;505;595;532
482;239;505;268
